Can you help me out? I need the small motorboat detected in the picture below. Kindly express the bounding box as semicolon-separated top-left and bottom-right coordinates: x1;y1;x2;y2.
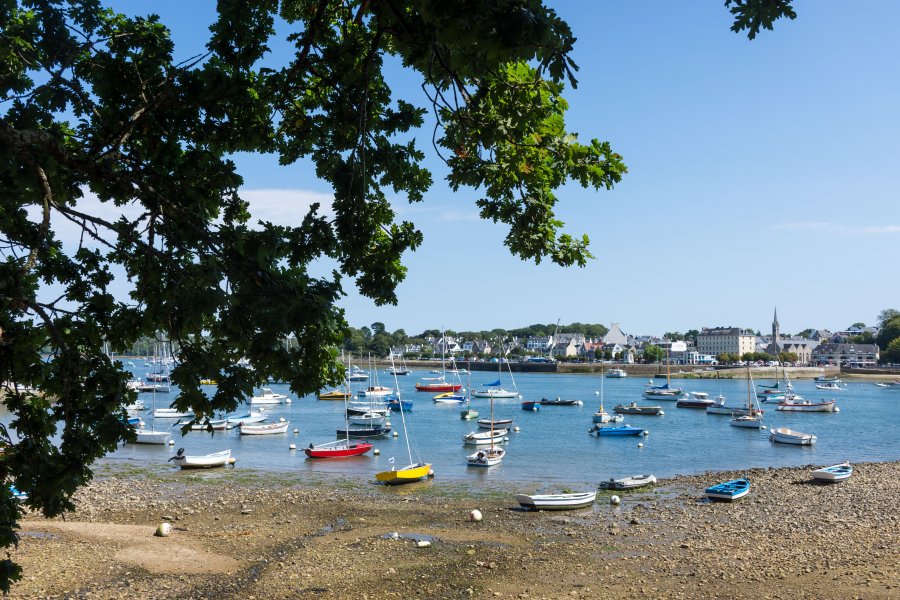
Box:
540;397;583;406
433;392;465;403
769;427;816;445
514;491;596;511
521;400;540;411
239;420;290;435
676;392;715;408
776;398;837;412
705;478;750;502
811;462;853;483
249;387;290;405
462;428;508;445
588;424;646;437
359;385;393;397
815;382;843;391
614;402;664;416
598;474;657;490
168;448;231;469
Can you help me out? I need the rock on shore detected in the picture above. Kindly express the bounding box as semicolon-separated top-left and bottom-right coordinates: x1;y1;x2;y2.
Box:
10;461;900;598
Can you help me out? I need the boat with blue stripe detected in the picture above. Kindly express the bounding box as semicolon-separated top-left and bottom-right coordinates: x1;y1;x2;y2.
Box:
705;478;750;501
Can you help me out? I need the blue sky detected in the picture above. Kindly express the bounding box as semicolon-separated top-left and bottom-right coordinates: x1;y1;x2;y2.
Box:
100;1;900;336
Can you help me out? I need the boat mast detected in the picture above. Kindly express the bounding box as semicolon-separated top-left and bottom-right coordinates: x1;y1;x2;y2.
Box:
389;354;415;465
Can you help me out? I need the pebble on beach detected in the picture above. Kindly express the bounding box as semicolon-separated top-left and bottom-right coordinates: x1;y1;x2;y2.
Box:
155;522;172;537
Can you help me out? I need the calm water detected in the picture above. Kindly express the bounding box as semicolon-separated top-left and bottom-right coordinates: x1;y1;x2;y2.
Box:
90;368;900;485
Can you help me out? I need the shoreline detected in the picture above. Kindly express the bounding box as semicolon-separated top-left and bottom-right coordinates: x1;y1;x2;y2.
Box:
11;460;900;598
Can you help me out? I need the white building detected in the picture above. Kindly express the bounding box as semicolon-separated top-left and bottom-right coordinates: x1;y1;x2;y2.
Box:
697;327;756;357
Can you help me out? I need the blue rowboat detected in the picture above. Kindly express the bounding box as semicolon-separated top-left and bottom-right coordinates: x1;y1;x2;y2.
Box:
588;424;646;437
811;462;853;483
521;400;540;411
706;478;750;501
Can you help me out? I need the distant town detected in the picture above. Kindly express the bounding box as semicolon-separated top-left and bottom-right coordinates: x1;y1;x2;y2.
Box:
344;308;899;368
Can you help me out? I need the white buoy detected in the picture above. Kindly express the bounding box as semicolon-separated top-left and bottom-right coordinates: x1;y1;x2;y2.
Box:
576;400;583;406
373;448;380;455
638;442;644;448
468;509;483;522
513;426;520;432
595;390;600;395
285;398;292;403
168;439;175;445
658;411;665;416
293;428;299;434
610;495;621;505
289;443;296;450
393;431;399;438
834;407;840;413
503;436;510;442
279;416;286;422
155;522;172;537
642;430;649;436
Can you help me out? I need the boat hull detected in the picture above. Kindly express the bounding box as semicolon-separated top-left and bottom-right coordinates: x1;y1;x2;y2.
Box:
776;400;837;412
471;389;518;398
171;449;231;469
304;441;373;458
769;427;817;445
415;383;461;392
133;430;171;445
811;463;852;482
376;463;432;485
706;478;750;501
466;448;505;467
240;421;290;435
598;474;657;490
514;492;596;511
614;403;664;415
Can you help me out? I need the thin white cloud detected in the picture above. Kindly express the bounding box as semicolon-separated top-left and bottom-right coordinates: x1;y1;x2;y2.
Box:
771;221;900;235
845;225;900;235
239;188;334;224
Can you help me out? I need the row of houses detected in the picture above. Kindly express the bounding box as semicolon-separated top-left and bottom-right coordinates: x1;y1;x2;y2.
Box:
389;312;881;366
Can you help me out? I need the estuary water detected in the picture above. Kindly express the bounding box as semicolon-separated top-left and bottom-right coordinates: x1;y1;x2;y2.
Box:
104;367;900;487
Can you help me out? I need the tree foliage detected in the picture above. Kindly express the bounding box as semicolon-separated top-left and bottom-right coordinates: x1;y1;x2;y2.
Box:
0;0;801;590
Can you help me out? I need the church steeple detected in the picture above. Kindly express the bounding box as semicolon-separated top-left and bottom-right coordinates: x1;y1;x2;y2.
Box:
772;307;781;349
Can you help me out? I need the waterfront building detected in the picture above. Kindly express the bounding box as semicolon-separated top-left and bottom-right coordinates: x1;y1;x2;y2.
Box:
525;335;552;352
551;333;585;358
697;327;756;357
602;323;628;346
811;343;879;367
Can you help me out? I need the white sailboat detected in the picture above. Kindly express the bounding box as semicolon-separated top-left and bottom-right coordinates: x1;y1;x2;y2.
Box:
471;339;519;398
593;367;624;424
467;379;506;467
132;342;172;445
730;365;764;428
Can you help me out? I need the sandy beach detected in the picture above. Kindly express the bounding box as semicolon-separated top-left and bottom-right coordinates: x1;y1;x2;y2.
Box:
9;460;899;599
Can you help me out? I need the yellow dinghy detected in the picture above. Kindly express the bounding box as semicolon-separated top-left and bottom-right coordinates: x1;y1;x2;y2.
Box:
375;462;433;485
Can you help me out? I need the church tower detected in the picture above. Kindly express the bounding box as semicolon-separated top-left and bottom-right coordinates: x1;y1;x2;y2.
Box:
772;307;781;351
